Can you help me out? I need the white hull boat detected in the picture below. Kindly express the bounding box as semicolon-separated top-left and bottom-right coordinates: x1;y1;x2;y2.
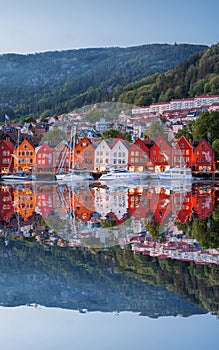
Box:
159;167;192;181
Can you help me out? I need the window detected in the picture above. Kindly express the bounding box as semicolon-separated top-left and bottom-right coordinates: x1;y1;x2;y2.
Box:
181;143;184;148
197;151;200;156
202;144;205;150
131;151;134;156
135;151;139;156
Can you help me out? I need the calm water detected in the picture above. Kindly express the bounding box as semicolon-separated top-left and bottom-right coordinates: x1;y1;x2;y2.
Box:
0;180;218;349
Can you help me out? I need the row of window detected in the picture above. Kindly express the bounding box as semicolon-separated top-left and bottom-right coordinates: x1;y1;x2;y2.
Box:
17;159;33;164
37;159;52;165
18;151;34;156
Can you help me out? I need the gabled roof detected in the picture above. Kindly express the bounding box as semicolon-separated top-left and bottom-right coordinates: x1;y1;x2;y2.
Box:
0;139;15;152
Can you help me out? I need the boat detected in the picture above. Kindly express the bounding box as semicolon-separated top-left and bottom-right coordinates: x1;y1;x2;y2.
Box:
56;169;91;182
158;167;192;181
99;168;143;182
55;127;92;183
1;171;30;182
148;172;161;179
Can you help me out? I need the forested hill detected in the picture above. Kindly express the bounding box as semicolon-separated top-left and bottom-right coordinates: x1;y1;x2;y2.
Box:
116;43;219;106
0;43;207;120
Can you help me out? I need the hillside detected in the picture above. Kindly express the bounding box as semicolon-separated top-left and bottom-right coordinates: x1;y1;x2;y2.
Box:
116;43;219;106
0;43;207;120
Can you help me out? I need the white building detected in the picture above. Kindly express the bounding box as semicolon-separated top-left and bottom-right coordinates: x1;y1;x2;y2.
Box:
94;139;130;171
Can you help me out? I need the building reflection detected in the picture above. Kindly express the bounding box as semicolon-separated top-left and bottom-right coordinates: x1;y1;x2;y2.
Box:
0;181;218;264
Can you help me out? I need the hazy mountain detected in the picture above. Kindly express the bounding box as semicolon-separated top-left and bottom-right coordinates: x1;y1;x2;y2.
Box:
0;43;207;120
116;43;219;106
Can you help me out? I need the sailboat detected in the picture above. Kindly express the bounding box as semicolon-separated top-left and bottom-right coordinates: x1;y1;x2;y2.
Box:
55;127;90;183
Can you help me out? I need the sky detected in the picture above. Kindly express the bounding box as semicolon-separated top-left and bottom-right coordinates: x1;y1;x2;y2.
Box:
0;0;218;54
0;307;218;350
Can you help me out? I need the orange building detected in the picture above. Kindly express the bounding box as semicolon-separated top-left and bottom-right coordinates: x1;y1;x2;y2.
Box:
13;186;36;221
54;141;71;173
13;139;35;172
74;137;95;170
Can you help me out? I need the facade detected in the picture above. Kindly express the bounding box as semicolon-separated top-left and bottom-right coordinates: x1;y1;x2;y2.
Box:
128;138;150;172
35;143;55;174
173;136;193;167
54;141;70;173
0;140;14;173
95;139;113;172
192;140;215;171
95;118;111;132
132;94;219;116
13;139;35;172
150;136;172;171
111;139;129;168
74;137;94;170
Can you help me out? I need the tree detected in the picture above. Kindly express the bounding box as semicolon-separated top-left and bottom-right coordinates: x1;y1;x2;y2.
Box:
193;111;219;145
144;120;166;141
176;121;194;142
102;129;119;139
212;139;219;164
41;128;68;147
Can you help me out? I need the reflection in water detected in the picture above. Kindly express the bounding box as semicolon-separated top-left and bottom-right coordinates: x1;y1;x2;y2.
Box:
0;181;218;320
0;181;218;263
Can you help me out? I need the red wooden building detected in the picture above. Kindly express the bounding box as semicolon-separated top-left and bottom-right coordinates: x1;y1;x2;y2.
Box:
192;140;215;171
173;136;193;168
149;136;172;171
128;138;150;172
0;140;14;173
35;143;55;174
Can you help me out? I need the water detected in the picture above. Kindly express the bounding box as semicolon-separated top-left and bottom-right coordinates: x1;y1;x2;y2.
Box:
0;180;218;349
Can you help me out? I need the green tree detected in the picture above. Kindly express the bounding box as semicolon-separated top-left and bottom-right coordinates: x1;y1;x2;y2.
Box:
176;121;194;142
193;111;219;145
102;129;119;139
41;128;67;147
144;120;166;140
212;139;219;164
